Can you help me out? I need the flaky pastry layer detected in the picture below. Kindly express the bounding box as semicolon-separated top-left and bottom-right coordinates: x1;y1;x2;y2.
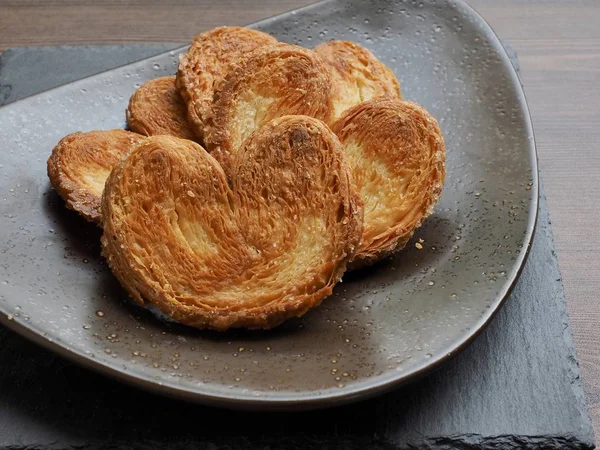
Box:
175;26;277;142
47;130;143;223
126;76;196;141
315;40;401;121
101;116;362;330
204;43;334;175
331;98;445;267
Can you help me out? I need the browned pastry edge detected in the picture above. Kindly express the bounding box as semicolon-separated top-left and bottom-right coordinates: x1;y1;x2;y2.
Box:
101;117;362;331
47;129;144;224
331;98;445;269
315;40;401;121
126;76;197;141
175;26;278;142
204;43;334;175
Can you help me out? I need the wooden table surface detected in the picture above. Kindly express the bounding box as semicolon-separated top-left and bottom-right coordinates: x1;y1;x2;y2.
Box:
1;0;599;437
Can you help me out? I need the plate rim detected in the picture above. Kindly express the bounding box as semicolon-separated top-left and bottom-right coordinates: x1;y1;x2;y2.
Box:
0;0;539;410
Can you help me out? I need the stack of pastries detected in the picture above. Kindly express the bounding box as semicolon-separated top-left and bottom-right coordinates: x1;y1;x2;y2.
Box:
47;27;445;331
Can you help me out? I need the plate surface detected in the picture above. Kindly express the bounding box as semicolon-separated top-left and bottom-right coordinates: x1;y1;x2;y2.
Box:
0;0;537;409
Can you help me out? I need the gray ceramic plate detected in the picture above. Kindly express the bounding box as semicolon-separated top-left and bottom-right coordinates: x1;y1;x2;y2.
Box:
0;0;537;409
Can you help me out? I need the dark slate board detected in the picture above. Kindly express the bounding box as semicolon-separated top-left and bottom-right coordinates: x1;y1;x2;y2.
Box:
0;44;181;106
0;45;595;450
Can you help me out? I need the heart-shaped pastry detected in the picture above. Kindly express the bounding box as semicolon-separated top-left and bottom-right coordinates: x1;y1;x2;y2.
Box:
101;115;362;330
331;98;445;267
204;43;334;175
47;130;143;223
126;76;196;141
315;40;401;121
176;26;277;142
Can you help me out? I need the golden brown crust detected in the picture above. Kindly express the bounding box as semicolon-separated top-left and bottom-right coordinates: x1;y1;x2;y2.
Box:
126;76;196;141
314;40;401;120
331;98;445;268
175;27;277;142
204;43;334;175
101;117;362;331
47;130;144;224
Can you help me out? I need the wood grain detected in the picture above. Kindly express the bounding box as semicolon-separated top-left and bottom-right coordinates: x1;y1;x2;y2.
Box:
1;0;599;437
0;1;317;49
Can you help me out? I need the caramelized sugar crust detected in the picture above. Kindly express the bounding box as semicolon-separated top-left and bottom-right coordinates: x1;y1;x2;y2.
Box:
332;98;445;267
126;76;196;141
47;129;144;223
101;116;362;330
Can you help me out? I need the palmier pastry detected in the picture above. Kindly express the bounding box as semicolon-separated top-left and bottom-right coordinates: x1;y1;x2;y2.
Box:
101;116;362;331
315;40;401;120
331;98;445;267
47;130;143;223
126;76;196;141
204;43;334;175
176;26;277;141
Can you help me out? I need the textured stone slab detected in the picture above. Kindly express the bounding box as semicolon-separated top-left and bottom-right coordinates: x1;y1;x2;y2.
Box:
0;45;594;450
